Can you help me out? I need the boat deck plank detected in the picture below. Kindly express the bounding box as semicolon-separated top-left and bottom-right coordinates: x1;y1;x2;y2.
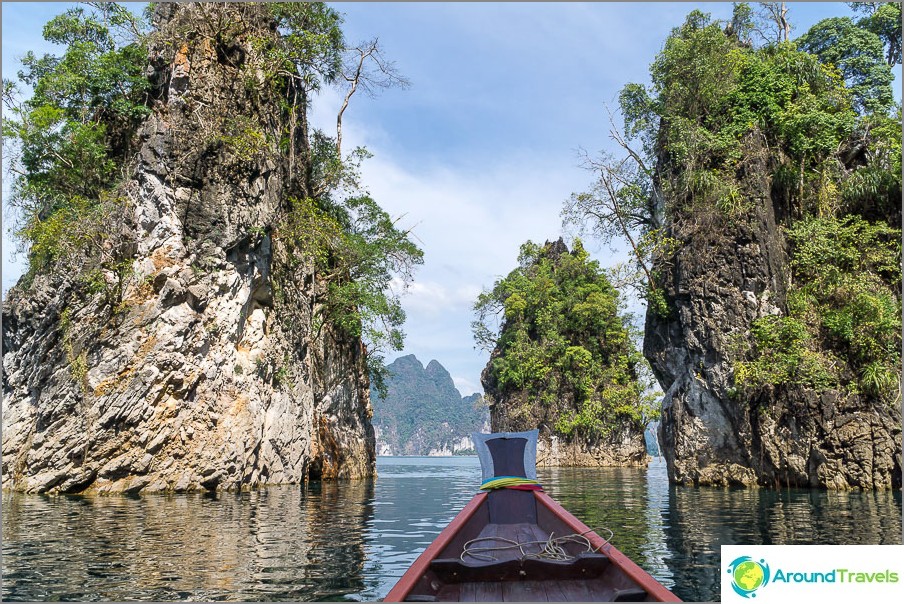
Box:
442;579;621;602
465;522;551;563
459;581;503;602
502;580;547;601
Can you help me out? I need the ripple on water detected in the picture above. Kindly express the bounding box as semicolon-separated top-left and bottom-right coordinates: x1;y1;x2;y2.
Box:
2;456;900;602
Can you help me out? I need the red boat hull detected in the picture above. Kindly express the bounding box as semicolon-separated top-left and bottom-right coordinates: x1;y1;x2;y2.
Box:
384;490;681;602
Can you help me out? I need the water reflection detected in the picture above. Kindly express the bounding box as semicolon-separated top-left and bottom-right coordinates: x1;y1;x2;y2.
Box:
538;460;678;593
354;456;482;601
529;459;901;602
662;478;903;601
2;480;375;601
2;456;901;602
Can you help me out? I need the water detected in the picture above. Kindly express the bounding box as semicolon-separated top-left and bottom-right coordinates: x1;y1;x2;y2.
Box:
2;457;901;601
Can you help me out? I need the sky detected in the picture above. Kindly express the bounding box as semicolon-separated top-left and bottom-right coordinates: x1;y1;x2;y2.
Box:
2;2;898;398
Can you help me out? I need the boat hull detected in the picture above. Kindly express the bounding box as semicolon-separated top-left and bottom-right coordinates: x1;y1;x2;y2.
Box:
384;490;680;602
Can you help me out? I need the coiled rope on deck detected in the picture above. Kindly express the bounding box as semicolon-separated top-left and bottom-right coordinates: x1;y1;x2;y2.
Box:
460;526;615;563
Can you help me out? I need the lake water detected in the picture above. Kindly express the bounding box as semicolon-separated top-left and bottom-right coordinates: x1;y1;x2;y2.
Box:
2;456;901;601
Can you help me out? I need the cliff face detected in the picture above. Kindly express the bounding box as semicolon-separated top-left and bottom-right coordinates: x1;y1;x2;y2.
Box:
646;133;902;489
487;386;649;468
1;3;375;493
371;355;488;456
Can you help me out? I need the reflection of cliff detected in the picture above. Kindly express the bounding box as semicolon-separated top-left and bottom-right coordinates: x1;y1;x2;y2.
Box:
0;481;375;600
538;466;663;572
661;483;904;601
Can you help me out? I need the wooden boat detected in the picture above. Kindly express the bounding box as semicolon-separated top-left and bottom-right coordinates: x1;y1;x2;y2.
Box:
384;432;681;602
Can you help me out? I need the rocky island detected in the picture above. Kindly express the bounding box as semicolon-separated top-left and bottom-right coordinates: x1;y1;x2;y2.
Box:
568;6;902;489
474;238;653;467
2;3;421;493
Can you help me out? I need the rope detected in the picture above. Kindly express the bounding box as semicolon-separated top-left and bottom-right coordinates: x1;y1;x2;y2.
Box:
460;526;615;563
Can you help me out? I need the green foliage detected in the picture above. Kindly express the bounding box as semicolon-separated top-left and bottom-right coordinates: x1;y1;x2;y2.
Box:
282;195;423;375
264;3;344;91
736;216;901;405
734;315;837;390
59;308;89;392
219;116;269;160
3;3;149;275
652;26;856;209
651;11;739;128
473;240;656;438
849;2;902;66
729;2;755;46
797;16;895;113
840;109;902;218
615;4;900;226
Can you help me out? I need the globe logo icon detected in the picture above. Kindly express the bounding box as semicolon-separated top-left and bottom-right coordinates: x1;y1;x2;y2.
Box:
727;556;770;598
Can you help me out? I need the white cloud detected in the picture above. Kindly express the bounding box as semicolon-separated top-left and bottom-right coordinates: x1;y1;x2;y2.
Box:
325;90;642;392
394;279;481;316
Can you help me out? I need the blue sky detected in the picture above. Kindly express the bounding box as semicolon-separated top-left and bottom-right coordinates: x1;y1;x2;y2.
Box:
2;2;899;397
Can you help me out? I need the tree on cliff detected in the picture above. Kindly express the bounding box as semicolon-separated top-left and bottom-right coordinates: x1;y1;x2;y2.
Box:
472;239;657;440
567;5;901;408
2;2;422;390
565;4;900;487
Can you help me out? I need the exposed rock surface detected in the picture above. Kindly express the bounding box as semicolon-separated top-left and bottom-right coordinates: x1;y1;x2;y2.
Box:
486;373;649;466
645;133;901;489
532;430;649;468
2;4;375;493
371;355;488;456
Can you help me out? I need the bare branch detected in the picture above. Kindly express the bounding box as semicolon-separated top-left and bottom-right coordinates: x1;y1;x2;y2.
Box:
337;42;374;157
754;2;791;44
336;38;410;156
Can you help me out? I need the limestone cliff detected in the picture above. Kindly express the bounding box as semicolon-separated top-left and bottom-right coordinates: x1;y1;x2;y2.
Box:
2;3;376;493
602;10;904;490
645;131;901;490
478;239;650;467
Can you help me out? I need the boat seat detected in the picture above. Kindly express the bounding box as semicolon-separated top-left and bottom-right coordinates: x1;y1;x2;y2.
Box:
429;552;610;583
613;587;649;601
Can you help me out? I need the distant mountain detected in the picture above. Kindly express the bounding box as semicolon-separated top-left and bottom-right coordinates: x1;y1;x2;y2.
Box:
371;355;489;455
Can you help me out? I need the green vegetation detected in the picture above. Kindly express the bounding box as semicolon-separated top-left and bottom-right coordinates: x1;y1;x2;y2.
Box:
567;3;901;407
59;308;89;392
567;3;900;284
736;216;901;404
473;240;657;438
2;3;150;277
798;2;901;114
3;3;421;387
282;194;422;394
